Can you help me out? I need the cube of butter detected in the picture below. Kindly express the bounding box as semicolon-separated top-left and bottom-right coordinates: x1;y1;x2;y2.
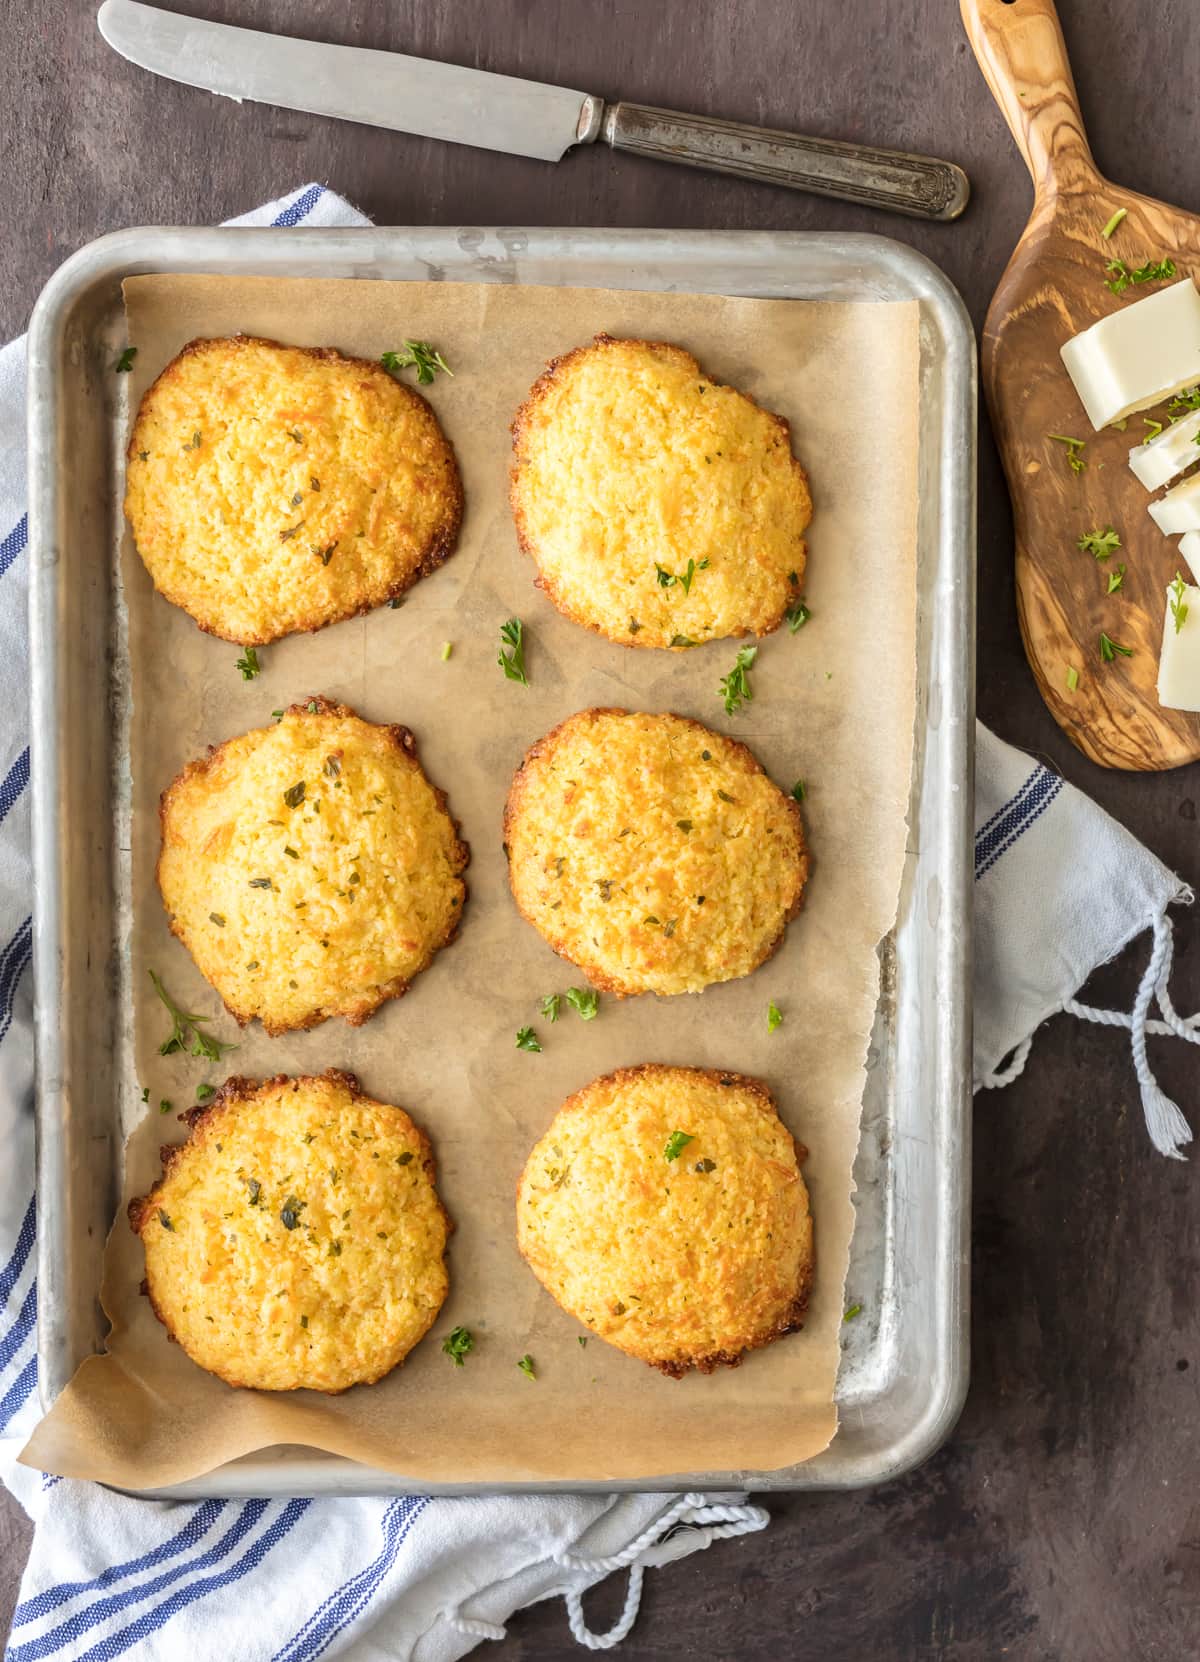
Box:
1149;472;1200;535
1129;407;1200;491
1061;279;1200;431
1157;581;1200;712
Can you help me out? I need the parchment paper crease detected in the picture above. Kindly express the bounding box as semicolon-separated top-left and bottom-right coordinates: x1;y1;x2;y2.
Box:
22;275;918;1488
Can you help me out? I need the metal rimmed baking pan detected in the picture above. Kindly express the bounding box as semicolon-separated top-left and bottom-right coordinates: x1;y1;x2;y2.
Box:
26;226;974;1496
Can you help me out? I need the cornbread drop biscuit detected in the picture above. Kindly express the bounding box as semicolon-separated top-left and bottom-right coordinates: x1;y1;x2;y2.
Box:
503;708;807;996
125;335;462;643
130;1070;451;1393
510;334;811;648
517;1065;812;1376
158;697;468;1035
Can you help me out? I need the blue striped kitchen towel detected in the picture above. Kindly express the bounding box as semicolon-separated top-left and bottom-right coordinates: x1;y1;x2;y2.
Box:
974;725;1195;1158
0;184;769;1661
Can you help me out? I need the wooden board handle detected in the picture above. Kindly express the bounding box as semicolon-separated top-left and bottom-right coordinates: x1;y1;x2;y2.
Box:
960;0;1097;192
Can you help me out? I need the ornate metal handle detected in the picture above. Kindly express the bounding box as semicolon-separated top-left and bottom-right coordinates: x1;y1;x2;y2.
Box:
600;102;970;222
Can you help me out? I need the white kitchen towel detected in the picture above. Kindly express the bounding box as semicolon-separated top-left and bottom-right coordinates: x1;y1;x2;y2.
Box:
975;723;1196;1159
0;184;769;1662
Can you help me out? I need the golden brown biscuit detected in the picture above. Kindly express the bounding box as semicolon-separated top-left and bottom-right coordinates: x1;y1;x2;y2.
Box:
517;1064;813;1376
503;708;807;996
125;335;462;644
158;696;468;1035
510;334;811;648
130;1070;451;1393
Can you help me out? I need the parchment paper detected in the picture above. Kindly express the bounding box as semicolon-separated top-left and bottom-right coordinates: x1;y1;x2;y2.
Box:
22;274;918;1488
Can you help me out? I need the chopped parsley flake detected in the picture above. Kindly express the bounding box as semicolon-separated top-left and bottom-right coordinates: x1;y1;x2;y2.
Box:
498;618;528;684
843;1303;863;1322
664;1130;695;1162
195;1083;214;1102
786;601;812;633
515;1026;542;1052
1105;256;1176;295
440;641;452;661
791;780;805;802
540;993;562;1022
380;341;453;385
114;346;137;373
1106;564;1126;595
1048;434;1087;474
517;1353;536;1380
1066;666;1079;693
1077;526;1120;560
1099;632;1133;662
656;557;709;594
283;780;306;808
565;987;599;1021
235;647;261;680
442;1325;474;1367
280;1196;305;1230
1169;572;1189;635
718;645;757;715
767;1000;783;1033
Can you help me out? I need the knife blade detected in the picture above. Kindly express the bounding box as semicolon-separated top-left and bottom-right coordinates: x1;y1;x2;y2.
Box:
97;0;969;221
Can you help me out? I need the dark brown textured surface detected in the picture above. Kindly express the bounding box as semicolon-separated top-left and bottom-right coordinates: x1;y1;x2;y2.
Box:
3;1;1199;1655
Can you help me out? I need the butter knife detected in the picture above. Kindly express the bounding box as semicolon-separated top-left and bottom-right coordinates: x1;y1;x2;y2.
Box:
97;0;969;222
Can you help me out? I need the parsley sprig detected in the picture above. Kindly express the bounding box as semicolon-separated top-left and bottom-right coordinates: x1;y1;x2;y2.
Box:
1169;572;1190;635
1104;256;1177;295
380;341;453;385
442;1326;474;1367
565;987;599;1021
718;645;756;715
1048;434;1087;475
1098;632;1133;663
664;1130;695;1162
149;970;236;1062
655;557;709;594
498;618;528;685
1077;526;1120;560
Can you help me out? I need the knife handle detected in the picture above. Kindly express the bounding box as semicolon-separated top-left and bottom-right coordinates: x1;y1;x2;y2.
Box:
600;102;969;222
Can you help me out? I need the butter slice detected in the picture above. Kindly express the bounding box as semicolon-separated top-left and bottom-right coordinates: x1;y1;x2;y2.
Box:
1149;472;1200;534
1157;581;1200;711
1129;407;1200;490
1179;530;1200;577
1061;279;1200;431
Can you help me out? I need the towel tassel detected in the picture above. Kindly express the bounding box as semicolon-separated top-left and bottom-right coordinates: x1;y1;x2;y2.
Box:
445;1495;768;1651
1063;907;1196;1160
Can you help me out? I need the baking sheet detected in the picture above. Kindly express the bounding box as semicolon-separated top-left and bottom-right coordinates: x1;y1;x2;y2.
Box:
21;274;918;1488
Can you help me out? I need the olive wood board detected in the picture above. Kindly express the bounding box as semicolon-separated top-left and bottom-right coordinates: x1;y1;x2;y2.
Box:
962;0;1200;770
